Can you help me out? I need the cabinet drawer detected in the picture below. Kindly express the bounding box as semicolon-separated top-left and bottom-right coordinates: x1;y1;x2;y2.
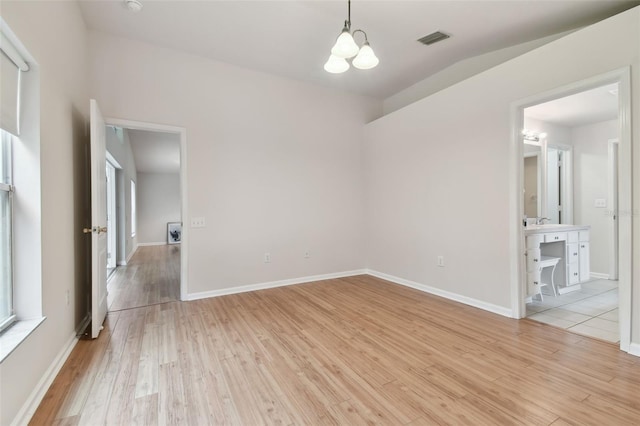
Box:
568;263;580;285
567;232;579;243
526;249;541;272
566;243;579;264
527;270;541;296
526;234;544;249
579;230;590;242
544;232;567;242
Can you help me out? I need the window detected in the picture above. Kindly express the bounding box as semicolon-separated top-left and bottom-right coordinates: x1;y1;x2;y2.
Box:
131;179;136;237
0;130;13;331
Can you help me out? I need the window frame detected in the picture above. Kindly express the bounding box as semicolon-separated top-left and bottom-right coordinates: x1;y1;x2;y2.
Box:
130;179;136;237
0;129;16;332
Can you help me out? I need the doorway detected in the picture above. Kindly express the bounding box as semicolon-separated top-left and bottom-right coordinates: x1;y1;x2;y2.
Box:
106;158;118;278
510;68;632;353
103;119;187;311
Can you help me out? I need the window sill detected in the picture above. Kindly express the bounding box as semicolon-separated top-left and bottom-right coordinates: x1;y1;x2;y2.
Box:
0;317;46;363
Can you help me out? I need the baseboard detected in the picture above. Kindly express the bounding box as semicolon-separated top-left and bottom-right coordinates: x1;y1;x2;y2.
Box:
125;245;137;264
11;333;79;426
137;242;167;247
366;270;513;318
590;272;609;280
186;269;367;301
75;313;91;337
629;343;640;357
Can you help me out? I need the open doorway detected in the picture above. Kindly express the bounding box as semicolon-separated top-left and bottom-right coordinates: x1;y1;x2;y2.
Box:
103;121;186;312
511;68;632;353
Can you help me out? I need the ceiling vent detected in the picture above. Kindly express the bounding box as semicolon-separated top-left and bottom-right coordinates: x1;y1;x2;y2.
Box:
417;31;450;46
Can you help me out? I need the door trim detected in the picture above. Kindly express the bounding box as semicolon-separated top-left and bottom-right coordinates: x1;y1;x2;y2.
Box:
105;118;188;302
608;139;619;280
509;67;632;353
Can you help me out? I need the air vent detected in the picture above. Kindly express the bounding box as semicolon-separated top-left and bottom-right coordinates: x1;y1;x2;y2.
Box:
417;31;450;46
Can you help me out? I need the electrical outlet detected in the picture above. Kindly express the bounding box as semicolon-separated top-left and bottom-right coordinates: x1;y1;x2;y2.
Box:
191;217;206;228
304;250;311;259
437;256;445;267
594;198;606;208
264;252;271;263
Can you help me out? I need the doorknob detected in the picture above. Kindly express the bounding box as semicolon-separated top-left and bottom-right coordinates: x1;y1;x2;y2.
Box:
83;226;108;234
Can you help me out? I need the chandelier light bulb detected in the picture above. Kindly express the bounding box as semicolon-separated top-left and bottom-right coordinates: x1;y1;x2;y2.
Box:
331;28;360;59
352;42;379;70
324;54;350;74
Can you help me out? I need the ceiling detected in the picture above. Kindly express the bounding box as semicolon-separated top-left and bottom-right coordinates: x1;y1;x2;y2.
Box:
78;0;639;99
128;129;180;173
525;83;619;128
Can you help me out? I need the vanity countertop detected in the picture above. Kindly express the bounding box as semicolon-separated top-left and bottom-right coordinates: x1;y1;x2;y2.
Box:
524;224;590;235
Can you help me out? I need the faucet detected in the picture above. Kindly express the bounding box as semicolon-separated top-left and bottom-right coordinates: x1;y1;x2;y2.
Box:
536;217;551;225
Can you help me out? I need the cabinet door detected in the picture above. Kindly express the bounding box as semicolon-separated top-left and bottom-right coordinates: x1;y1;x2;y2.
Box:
566;243;579;265
568;263;580;285
526;248;541;272
527;270;542;296
579;242;590;282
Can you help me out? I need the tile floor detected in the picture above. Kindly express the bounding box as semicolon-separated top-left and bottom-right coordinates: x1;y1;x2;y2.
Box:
526;279;619;343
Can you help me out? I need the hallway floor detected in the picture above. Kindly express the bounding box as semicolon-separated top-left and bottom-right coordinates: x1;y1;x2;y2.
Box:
526;279;619;343
107;244;180;311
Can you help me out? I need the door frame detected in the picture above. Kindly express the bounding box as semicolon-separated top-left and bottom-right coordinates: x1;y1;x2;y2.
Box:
105;117;188;301
608;139;619;280
105;159;118;270
508;67;632;353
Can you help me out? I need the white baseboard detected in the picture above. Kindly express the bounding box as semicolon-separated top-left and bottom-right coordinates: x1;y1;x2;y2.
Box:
186;269;367;301
366;269;513;318
137;242;167;247
125;245;137;264
590;272;609;280
629;343;640;357
11;333;79;426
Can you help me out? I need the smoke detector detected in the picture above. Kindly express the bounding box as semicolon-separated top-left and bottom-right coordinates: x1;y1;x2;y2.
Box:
125;0;143;12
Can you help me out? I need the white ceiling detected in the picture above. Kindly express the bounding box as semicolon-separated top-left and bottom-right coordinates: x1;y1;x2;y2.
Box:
128;129;180;173
78;0;639;99
525;83;619;128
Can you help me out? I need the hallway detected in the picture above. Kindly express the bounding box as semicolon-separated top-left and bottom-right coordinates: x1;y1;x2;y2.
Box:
107;245;180;312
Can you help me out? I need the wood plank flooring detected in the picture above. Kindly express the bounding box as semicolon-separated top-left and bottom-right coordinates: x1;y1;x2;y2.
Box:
31;275;640;425
107;245;180;312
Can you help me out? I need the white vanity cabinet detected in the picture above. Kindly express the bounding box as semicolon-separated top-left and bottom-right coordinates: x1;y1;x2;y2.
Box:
524;225;590;296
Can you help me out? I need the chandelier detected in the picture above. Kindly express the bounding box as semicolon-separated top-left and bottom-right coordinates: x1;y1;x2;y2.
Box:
324;0;379;73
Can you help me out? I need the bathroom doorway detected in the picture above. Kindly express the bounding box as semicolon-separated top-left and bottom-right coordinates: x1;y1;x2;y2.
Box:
510;68;632;353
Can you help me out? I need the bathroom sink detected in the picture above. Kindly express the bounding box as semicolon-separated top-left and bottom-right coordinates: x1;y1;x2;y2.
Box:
525;224;571;230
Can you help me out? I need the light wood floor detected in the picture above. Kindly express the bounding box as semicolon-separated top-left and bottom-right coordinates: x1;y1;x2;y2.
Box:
32;275;640;425
107;245;180;312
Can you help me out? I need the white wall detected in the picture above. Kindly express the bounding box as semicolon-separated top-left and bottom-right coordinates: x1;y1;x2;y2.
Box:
364;8;639;329
89;32;382;296
106;127;137;263
137;172;181;244
572;119;618;276
0;1;89;425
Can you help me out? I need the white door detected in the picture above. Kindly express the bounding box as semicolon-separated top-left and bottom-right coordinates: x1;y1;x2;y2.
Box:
89;99;108;338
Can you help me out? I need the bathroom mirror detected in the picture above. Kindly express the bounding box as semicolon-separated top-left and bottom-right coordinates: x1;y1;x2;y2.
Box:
523;141;542;219
522;135;572;224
